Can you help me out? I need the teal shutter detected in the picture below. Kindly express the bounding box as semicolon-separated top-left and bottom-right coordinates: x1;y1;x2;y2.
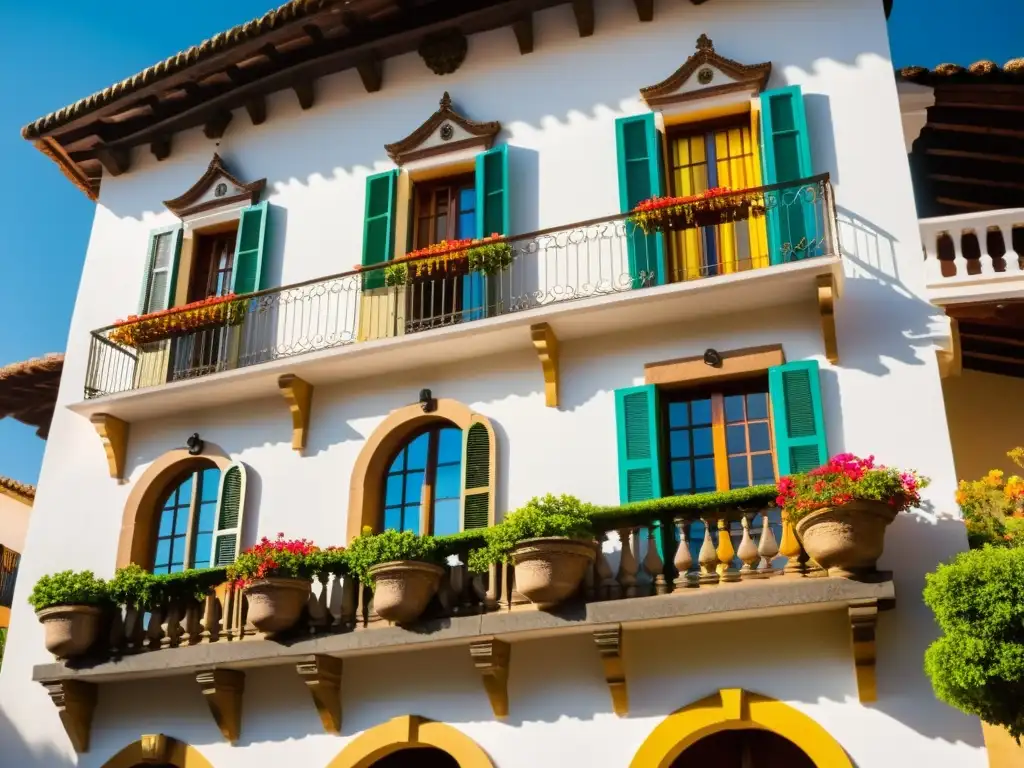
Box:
760;86;816;265
462;423;492;530
615;384;663;504
615;114;665;287
212;462;247;567
468;145;509;321
230;202;270;294
138;227;183;314
361;170;399;291
769;360;828;476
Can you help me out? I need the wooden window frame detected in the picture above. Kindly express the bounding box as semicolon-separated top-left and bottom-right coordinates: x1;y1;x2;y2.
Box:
151;466;218;572
412;174;476;251
381;422;462;536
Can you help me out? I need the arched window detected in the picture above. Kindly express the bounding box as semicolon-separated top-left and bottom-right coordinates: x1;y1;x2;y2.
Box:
384;424;463;536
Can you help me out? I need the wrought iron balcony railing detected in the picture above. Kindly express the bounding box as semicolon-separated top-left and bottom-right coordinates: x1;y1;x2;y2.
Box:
0;545;21;610
85;176;836;399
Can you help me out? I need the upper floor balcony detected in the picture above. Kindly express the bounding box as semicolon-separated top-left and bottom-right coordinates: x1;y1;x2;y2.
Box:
79;176;840;423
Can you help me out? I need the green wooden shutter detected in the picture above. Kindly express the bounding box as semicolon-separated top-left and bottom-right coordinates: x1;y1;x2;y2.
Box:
615;384;663;504
616;114;665;287
230;202;270;295
138;227;183;314
462;423;492;530
769;360;828;476
212;462;247;567
467;145;510;321
760;86;816;265
361;170;399;291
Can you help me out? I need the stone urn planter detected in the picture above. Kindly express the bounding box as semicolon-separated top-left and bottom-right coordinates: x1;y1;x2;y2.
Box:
244;577;311;633
36;605;103;659
795;499;898;578
369;560;445;623
511;537;597;607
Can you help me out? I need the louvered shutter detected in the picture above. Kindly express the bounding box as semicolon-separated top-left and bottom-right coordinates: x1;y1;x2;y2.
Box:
615;114;665;287
614;384;663;504
361;170;399;291
138;227;183;314
467;145;510;321
769;360;828;475
230;202;270;295
212;462;247;567
461;422;493;530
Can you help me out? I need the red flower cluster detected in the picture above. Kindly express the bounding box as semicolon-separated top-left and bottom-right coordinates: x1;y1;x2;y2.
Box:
230;533;319;588
109;293;248;347
631;186;756;214
113;293;242;327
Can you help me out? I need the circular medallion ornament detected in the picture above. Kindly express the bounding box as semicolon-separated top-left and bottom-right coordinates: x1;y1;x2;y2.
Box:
697;67;714;85
440;123;454;141
214;182;228;198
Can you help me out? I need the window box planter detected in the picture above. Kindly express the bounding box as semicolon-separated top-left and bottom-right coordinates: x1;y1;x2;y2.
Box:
629;188;766;235
511;537;597;607
36;605;103;659
368;235;513;288
243;577;311;633
367;560;445;623
794;500;898;578
108;294;248;347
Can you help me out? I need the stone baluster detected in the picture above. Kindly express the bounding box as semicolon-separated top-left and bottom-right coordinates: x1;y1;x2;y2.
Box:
716;517;740;583
145;605;165;651
437;563;458;615
757;510;780;575
108;605;125;655
616;528;639;599
123;603;144;651
642;524;666;595
200;589;220;643
779;510;806;575
594;535;616;600
164;600;187;648
339;575;357;628
737;513;762;579
673;520;695;588
307;576;328;633
181;599;202;645
484;563;500;610
698;519;720;585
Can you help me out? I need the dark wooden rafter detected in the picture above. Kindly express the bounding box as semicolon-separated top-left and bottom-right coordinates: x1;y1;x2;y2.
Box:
150;137;171;161
303;23;325;43
512;14;533;54
94;146;130;176
245;96;267;125
633;0;654;21
293;78;316;110
356;55;383;93
572;0;594;37
203;111;233;139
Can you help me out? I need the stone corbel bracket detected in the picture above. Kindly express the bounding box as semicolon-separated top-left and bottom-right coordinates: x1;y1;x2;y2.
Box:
530;322;560;408
848;599;878;703
594;625;629;716
470;638;510;718
278;374;313;453
140;733;170;762
91;413;129;480
816;273;839;365
297;654;343;733
44;680;97;753
196;668;245;742
937;316;961;378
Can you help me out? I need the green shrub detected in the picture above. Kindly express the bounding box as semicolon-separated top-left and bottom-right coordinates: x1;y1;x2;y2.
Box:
468;494;595;574
28;570;109;612
304;547;349;578
923;546;1024;741
109;564;229;607
467;241;514;276
344;529;440;586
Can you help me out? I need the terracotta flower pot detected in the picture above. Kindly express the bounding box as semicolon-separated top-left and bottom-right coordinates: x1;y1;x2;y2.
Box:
369;560;445;624
795;499;898;578
36;605;103;659
244;577;311;633
511;537;597;607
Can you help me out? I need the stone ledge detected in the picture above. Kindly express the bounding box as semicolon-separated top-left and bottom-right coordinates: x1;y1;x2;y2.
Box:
33;575;894;685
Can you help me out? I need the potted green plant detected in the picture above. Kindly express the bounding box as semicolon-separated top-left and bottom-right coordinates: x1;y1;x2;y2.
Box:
469;494;597;607
344;528;443;624
777;454;929;578
227;534;317;634
28;570;109;659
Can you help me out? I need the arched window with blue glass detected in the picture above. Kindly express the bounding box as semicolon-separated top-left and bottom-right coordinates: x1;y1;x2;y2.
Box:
383;423;465;536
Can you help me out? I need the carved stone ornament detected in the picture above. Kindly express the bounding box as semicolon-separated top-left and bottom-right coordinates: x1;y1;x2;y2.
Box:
384;92;501;166
418;29;468;76
639;34;773;109
163;153;266;218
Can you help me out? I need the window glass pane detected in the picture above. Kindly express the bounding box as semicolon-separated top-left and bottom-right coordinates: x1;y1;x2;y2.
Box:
173;509;190;535
670;460;692;493
152;564;170;575
668;402;689;428
435;463;460;501
669;430;691;458
404;471;424;504
403;505;421;534
154;539;171;567
746;392;769;421
694;458;716;493
729;456;750;489
691;398;712;426
724;395;745;423
748;422;771;453
752;454;776;485
437;428;462;464
726;425;747;454
458;211;476;240
406;433;429;470
434;214;448;243
692;427;713;457
385;474;404;507
178;475;193;504
458;186;475;212
171;536;187;569
201;469;220;501
193;533;212;569
158;509;174;537
383;506;403;532
387;447;406;475
196;502;216;534
433;499;460;537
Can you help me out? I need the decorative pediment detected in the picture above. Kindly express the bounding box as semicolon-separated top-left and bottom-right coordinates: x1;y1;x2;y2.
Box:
640;34;772;109
163;154;266;218
385;92;500;166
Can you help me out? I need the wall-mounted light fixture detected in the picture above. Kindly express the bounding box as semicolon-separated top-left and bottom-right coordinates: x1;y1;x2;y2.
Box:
186;433;205;456
703;348;723;368
419;388;437;413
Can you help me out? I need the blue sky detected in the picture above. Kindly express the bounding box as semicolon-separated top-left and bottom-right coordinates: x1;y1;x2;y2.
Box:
0;0;1019;486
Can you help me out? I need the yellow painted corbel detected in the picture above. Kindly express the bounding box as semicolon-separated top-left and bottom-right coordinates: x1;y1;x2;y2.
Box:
937;316;961;378
530;322;560;407
816;273;839;364
594;625;629;716
296;655;343;733
43;680;97;753
196;668;245;743
90;413;129;480
848;599;878;703
470;638;510;718
278;374;313;453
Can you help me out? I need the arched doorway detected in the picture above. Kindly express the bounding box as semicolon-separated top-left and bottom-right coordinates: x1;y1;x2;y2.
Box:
670;728;815;768
370;746;460;768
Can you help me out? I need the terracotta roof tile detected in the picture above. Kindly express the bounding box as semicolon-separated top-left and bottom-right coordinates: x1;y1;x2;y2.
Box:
0;477;35;504
898;58;1024;85
0;354;64;439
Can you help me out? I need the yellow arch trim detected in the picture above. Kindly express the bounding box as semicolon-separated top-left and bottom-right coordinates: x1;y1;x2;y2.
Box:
630;688;854;768
100;735;215;768
326;715;495;768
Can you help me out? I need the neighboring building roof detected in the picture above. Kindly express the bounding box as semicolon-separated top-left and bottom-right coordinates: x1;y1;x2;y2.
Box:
0;354;63;439
897;58;1024;86
0;477;35;505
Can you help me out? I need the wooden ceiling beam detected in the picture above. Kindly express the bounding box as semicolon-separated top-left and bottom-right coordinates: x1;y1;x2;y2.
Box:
512;14;533;54
245;95;267;125
926;147;1024;166
633;0;654;21
928;173;1024;192
936;196;1011;211
303;23;325;43
150;137;171;161
572;0;594;37
929;122;1024;140
203;110;233;139
94;146;130;176
293;78;316;110
356;55;383;92
963;350;1024;366
961;332;1024;349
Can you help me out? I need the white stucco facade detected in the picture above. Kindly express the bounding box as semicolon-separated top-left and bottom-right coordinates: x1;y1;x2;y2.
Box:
0;0;985;765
